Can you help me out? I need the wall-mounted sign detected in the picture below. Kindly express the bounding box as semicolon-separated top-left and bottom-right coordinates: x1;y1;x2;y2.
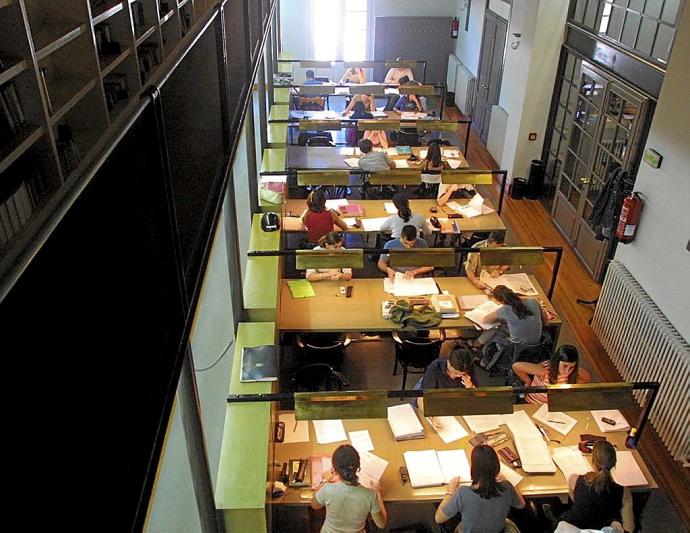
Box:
643;148;663;169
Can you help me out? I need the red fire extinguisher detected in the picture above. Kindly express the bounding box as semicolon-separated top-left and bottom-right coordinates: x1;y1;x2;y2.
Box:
616;192;643;243
451;17;459;39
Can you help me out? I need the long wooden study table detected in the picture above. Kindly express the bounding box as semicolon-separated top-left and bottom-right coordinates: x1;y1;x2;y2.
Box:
270;404;655;508
278;276;561;340
285;146;469;170
282;198;506;235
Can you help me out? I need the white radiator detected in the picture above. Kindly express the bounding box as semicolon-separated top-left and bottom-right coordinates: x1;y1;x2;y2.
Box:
454;61;476;117
447;54;461;93
592;261;690;463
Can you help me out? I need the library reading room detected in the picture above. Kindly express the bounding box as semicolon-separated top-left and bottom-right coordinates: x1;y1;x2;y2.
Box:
0;1;688;532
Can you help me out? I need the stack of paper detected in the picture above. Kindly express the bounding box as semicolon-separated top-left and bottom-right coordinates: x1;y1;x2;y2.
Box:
463;414;504;433
464;300;502;330
384;202;398;214
383;273;440;297
592;410;630;432
403;449;471;488
426;416;469;443
479;272;539;296
612;451;648;487
325;199;349;210
458;294;489;310
394;159;410;168
503;411;557;473
361;217;387;232
551;446;592;482
312;419;347;444
279;413;310;443
533;404;578;436
387;403;425;441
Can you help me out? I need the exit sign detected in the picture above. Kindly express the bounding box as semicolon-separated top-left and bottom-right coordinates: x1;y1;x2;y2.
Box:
643;148;663;168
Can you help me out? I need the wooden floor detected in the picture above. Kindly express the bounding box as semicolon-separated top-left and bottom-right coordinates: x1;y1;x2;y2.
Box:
445;106;690;528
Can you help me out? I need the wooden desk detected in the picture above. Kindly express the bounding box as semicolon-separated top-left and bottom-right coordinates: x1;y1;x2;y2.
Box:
287;110;418;121
270;404;655;506
278;276;560;338
285;146;469;170
282;199;505;235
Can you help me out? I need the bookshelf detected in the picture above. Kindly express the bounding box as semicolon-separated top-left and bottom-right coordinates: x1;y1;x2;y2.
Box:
0;0;210;249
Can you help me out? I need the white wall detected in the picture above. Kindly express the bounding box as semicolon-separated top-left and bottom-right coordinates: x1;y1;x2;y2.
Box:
372;0;457;17
452;0;485;76
615;7;690;343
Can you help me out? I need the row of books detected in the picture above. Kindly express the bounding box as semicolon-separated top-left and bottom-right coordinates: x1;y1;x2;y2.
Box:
103;73;129;111
138;43;160;84
0;165;45;246
180;8;192;36
94;22;122;59
0;81;27;152
56;125;81;177
132;1;147;31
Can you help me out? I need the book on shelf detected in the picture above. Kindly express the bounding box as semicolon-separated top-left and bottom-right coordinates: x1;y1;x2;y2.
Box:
403;449;471;488
430;294;460;318
0;81;28;150
387;403;424;441
181;9;192;35
0;163;45;246
95;22;122;59
103;73;129;111
56;125;81;176
240;345;277;382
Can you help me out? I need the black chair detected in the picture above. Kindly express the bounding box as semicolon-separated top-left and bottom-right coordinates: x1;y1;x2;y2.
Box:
392;329;446;389
293;363;349;391
306;135;335;147
296;333;351;369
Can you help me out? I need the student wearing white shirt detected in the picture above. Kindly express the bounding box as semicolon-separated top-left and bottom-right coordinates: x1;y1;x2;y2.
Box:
305;232;353;282
384;58;414;85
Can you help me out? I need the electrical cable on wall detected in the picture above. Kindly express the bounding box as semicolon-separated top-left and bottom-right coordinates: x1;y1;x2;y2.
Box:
195;336;234;372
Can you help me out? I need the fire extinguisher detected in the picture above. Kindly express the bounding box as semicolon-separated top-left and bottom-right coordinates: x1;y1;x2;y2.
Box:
616;192;643;243
451;17;459;39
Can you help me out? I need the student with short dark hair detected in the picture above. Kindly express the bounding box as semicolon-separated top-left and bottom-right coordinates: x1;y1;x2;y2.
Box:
303;69;321;85
311;444;388;533
377;224;432;281
393;77;424;114
464;231;510;290
416;344;477;415
357;138;395;172
436;445;525;531
301;187;348;243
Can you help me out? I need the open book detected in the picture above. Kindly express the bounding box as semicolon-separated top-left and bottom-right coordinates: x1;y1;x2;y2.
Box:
455;193;495;218
344;157;360;168
383;272;440;297
463;300;502;330
387;403;424;441
403;449;471;488
480;271;539;297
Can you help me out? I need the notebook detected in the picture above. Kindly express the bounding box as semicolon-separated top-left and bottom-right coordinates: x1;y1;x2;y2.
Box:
286;279;316;299
430;294;461;318
464;300;502;330
458;294;489;310
387;403;425;441
479;272;538;297
241;345;278;382
403;449;471;488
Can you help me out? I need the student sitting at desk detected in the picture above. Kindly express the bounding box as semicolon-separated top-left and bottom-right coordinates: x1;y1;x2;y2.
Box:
553;440;634;533
463;231;510;290
513;344;591;404
416;344;476;414
345;101;374;145
384;58;414;85
303;69;322;85
436;445;525;532
305;232;353;282
340;66;366;84
342;94;377;114
311;444;388;533
301;187;348;244
377;224;433;281
357;139;395;172
416;142;449;192
380;193;431;241
393;78;424;114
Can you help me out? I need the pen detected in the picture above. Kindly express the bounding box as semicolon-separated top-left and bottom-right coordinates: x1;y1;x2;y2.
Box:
547;419;566;424
435;282;442;293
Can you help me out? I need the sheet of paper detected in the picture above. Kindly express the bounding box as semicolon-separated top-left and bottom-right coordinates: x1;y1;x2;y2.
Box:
426;416;469;444
387;147;398;156
384;202;397;214
279;413;310;443
392;273;440;297
342;217;358;228
591;410;630;432
437;449;471;483
344;157;360;168
358;451;388;490
447;158;462;169
361;217;387;231
349;430;374;452
400;112;418;120
480;272;539;297
310;456;333;489
384;87;400;95
312;419;347;444
339;147;355;155
503;411;556;473
551;446;592;483
387;403;425;440
259;174;287;184
394;159;409;168
463;414;504;433
419;150;428;159
372;110;388;118
500;463;524;487
464;300;503;330
457;194;485;218
415;112;428;119
446;201;463;213
533;404;578;437
287;279;316;299
334;86;350;95
612;451;648;487
403;450;444;488
443;149;460;158
458;294;490;310
325;199;349;210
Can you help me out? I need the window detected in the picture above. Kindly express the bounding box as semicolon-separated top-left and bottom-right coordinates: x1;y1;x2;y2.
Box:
310;0;369;61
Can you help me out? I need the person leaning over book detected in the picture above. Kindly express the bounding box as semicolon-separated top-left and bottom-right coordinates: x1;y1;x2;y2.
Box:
380;193;431;241
340;66;366;84
436;445;525;533
416;344;476;415
377;224;433;281
301;187;348;244
463;231;510;290
357;138;395;172
305;232;353;282
311;444;388;533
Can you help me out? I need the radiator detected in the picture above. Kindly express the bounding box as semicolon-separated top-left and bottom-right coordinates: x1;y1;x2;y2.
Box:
454;62;476;117
592;261;690;463
447;54;461;93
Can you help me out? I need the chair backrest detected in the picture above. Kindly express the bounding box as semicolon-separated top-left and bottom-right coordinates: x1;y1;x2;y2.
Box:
294;363;349;391
395;335;443;369
306;135;334;147
513;333;553;364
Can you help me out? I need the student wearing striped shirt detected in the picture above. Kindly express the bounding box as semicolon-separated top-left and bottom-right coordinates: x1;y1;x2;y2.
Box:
513;345;591;403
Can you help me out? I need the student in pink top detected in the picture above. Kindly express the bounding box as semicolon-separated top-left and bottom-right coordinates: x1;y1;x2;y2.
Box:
512;345;591;403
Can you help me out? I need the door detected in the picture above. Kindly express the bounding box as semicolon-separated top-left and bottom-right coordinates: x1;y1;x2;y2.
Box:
551;61;648;278
474;11;507;144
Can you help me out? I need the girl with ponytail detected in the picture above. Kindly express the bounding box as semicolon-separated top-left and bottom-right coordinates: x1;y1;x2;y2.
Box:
311;445;387;532
558;441;634;532
380;193;430;240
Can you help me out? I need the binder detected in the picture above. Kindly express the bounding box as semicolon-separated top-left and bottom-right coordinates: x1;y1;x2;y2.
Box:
240;345;277;382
